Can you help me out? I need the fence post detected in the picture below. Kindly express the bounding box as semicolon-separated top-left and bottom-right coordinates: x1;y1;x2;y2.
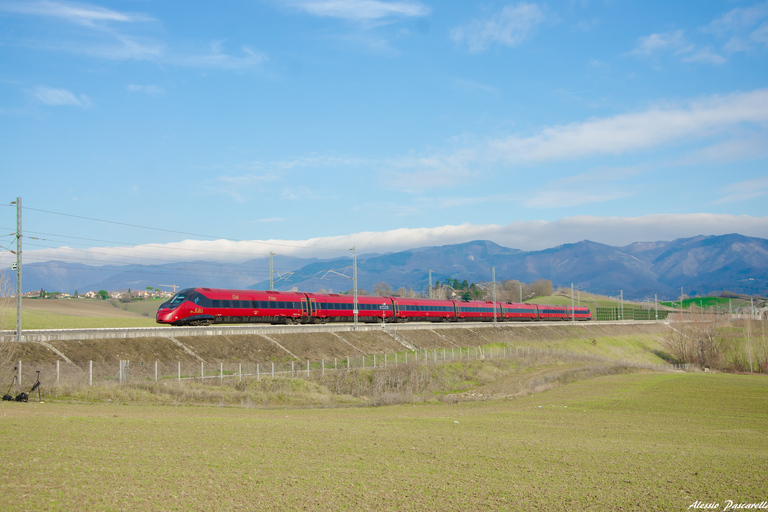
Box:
178;361;180;382
239;363;242;382
89;360;92;386
322;359;325;376
201;361;204;381
18;361;21;387
306;360;309;378
155;361;158;382
220;362;223;383
56;360;59;386
257;363;260;381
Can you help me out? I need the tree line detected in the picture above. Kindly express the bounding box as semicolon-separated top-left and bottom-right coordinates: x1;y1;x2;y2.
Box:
314;278;556;302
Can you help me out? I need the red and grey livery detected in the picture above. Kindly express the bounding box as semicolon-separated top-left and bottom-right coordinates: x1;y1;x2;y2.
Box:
156;288;592;326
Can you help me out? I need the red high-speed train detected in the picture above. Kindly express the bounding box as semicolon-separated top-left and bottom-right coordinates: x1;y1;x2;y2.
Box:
156;288;592;326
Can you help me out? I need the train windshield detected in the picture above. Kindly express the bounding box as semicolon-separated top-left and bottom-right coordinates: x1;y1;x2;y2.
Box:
167;289;193;308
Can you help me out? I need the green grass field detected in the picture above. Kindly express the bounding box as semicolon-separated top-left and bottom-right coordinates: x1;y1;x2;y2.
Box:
1;298;161;329
1;372;765;510
14;311;158;329
659;296;753;310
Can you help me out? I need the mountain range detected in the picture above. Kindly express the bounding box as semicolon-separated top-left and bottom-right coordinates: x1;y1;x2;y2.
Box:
7;234;768;300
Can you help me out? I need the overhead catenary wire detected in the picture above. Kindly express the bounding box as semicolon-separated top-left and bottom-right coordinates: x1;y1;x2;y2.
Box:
17;207;349;254
2;203;364;290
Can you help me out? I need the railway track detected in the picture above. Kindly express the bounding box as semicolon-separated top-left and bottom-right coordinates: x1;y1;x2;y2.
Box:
1;319;667;343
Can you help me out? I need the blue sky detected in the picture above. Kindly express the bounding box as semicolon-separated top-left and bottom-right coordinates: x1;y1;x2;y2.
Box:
1;0;768;268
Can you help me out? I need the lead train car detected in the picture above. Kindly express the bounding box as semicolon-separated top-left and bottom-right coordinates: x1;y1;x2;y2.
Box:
156;287;592;326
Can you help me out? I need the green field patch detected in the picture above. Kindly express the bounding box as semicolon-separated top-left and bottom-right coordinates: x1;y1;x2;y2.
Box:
17;311;159;329
1;372;765;510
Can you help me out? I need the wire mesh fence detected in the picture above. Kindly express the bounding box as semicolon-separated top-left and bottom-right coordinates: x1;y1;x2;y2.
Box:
1;344;695;394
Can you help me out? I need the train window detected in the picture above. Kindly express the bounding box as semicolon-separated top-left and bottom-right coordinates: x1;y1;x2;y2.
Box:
212;300;220;308
223;300;231;308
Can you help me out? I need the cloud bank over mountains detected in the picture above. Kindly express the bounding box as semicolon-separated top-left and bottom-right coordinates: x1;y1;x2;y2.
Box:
5;213;767;268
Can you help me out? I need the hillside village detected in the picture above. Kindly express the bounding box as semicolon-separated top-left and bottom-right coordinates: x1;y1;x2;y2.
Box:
22;288;175;301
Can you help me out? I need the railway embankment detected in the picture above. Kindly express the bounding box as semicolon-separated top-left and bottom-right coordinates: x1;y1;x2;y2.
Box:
3;321;671;366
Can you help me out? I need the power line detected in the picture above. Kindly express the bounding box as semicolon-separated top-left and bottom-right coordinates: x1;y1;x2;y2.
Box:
20;206;346;253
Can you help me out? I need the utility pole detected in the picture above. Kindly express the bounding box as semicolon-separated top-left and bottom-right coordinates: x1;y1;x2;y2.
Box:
571;283;575;323
269;252;275;291
428;270;434;299
620;289;623;321
491;267;497;326
350;247;358;331
680;287;684;319
10;198;22;342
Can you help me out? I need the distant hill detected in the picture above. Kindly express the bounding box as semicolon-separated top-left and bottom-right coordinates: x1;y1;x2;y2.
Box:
8;234;768;300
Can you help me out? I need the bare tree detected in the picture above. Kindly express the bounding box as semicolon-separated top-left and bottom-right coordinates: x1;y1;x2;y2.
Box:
529;279;554;298
663;315;723;369
373;282;393;296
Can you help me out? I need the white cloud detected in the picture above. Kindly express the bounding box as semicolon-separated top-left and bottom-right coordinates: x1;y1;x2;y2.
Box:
492;89;768;162
631;29;724;64
713;176;768;204
1;1;267;70
454;78;498;95
0;0;154;27
632;30;693;56
28;85;91;106
706;2;768;38
635;3;768;64
393;88;768;186
285;0;430;21
681;47;726;65
6;214;767;267
451;2;546;53
523;167;642;209
169;43;267;69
